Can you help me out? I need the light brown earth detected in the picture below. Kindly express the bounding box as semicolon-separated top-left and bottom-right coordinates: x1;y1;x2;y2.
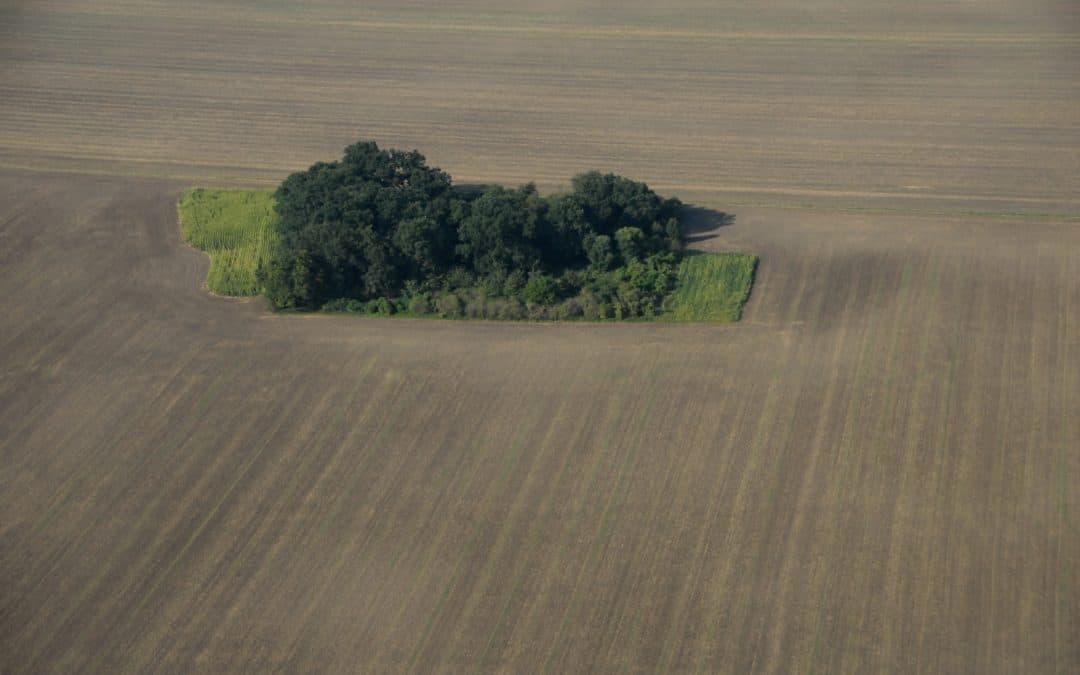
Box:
1;1;1078;673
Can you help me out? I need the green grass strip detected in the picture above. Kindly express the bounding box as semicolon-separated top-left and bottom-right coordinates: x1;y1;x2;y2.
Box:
177;187;279;296
664;251;758;322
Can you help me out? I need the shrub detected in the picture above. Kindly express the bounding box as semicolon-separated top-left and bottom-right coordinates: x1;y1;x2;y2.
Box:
502;269;527;297
436;293;463;318
444;267;474;291
614;226;645;262
527;303;552;321
559;297;584;319
367;297;394;315
408;294;432;315
579;291;603;320
524;275;558;305
466;298;486;319
321;298;350;313
479;268;507;297
499;298;525;320
586;234;616;271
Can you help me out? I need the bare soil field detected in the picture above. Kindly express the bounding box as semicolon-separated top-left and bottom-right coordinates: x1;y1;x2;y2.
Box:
2;0;1079;216
1;1;1078;673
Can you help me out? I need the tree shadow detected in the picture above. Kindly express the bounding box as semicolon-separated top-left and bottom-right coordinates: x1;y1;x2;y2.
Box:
452;183;495;198
452;189;734;245
681;205;735;244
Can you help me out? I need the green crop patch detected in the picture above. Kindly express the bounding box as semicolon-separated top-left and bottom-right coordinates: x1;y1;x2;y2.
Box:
665;251;757;322
178;188;279;296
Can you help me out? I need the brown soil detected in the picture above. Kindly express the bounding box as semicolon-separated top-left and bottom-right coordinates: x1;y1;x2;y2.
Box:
1;1;1078;672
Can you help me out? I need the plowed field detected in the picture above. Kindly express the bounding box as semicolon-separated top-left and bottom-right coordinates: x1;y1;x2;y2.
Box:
1;1;1078;672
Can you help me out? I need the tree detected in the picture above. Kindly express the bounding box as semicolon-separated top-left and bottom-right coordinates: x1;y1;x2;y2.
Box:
614;226;645;262
455;184;545;277
571;170;682;240
585;234;616;271
544;192;590;267
260;140;690;319
259;248;323;309
392;215;452;277
264;141;456;307
524;275;558;305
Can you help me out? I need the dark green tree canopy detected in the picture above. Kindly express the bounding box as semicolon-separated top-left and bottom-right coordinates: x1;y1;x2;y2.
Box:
456;184;547;278
259;141;685;318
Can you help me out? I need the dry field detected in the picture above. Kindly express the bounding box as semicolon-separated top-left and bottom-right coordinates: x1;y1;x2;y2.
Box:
1;1;1079;673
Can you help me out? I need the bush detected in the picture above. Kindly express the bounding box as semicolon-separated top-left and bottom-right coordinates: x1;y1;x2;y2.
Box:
579;291;603;320
499;298;526;320
466;298;486;319
527;303;552;321
367;297;394;315
502;269;527;297
444;267;474;291
614;226;645;262
586;234;616;271
479;268;507;297
559;297;584;319
524;275;558;305
436;293;463;318
322;298;369;313
408;294;432;315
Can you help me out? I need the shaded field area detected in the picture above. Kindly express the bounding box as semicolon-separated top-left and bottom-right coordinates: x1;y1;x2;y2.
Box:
2;172;1078;673
1;0;1079;673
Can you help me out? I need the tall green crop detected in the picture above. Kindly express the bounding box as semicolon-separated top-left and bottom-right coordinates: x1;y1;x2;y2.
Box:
664;252;757;322
178;188;279;296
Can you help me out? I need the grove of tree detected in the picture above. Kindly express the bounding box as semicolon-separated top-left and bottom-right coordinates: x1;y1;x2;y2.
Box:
259;141;688;320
